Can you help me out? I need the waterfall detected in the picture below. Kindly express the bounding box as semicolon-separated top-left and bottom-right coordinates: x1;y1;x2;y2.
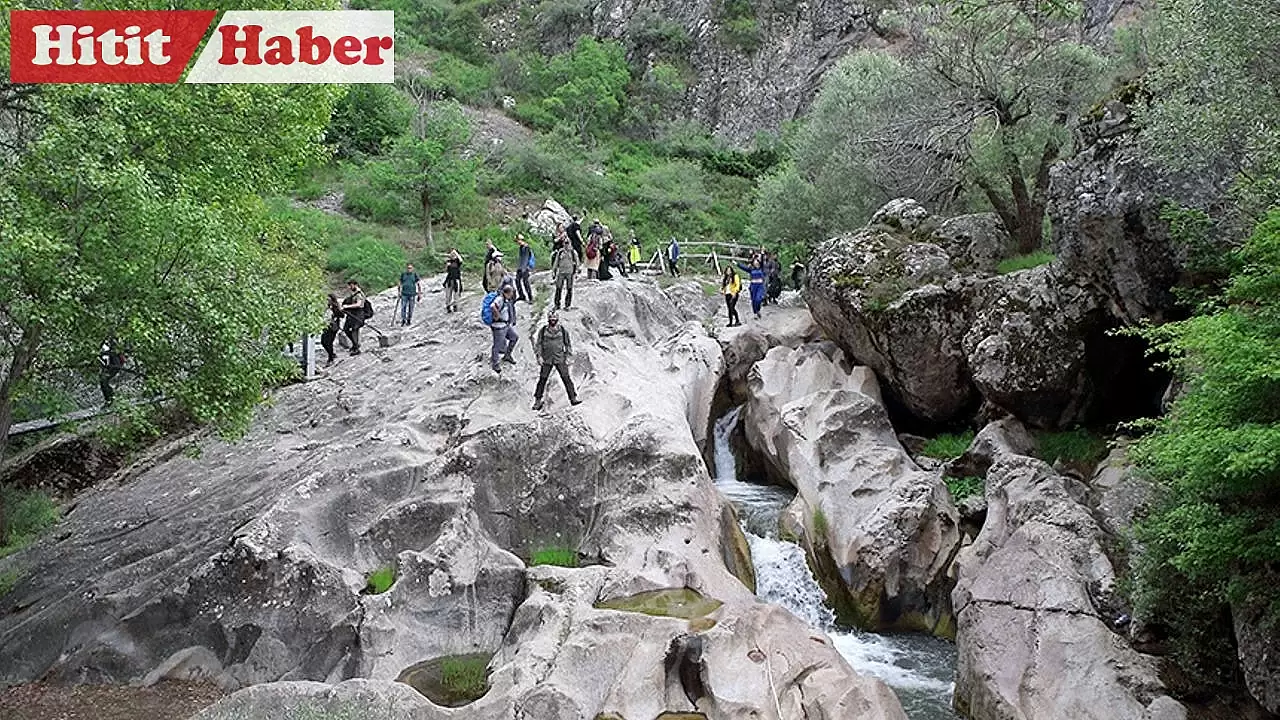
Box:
712;406;958;720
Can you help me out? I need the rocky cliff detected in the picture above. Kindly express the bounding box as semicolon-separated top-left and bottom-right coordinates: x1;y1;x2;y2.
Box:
0;278;906;720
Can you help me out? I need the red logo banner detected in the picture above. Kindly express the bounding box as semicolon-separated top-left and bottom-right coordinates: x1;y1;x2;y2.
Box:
9;10;216;83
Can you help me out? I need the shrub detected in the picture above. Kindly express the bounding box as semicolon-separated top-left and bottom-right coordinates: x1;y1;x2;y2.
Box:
365;565;396;594
811;507;830;542
0;568;23;598
997;251;1055;274
921;431;975;460
1035;428;1109;465
327;235;407;292
945;475;984;501
530;547;578;567
342;162;414;225
0;488;59;557
327;85;412;159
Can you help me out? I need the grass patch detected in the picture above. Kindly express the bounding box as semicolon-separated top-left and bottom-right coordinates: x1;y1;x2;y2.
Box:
0;568;24;598
364;565;396;594
811;506;830;542
529;546;578;567
920;431;975;460
945;475;984;501
596;587;723;618
1036;428;1109;465
439;655;488;699
997;250;1056;274
0;488;60;558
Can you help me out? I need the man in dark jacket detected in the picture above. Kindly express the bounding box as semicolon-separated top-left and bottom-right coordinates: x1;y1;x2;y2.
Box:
552;238;577;310
566;216;584;264
532;310;581;410
341;279;366;355
489;285;518;373
515;234;534;302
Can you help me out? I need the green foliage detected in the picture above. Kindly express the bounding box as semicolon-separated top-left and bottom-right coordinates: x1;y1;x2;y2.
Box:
1128;211;1280;681
718;0;761;52
541;37;632;143
0;568;23;598
811;507;830;542
997;251;1056;274
365;565;397;594
1035;428;1109;465
921;431;975;460
439;656;489;700
1160;204;1234;308
945;475;984;501
529;547;578;567
627;8;694;57
0;488;59;557
327;85;413;159
327;236;408;292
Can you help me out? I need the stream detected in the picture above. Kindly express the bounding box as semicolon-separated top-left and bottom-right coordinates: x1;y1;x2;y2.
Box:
712;407;959;720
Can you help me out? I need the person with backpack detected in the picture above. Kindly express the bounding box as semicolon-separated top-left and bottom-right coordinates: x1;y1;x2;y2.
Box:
532;310;582;410
667;238;681;277
585;229;602;279
341;279;368;355
398;262;422;326
737;258;767;320
485;250;508;293
721;266;742;327
321;293;343;365
552;237;577;311
515;234;535;303
566;215;584;265
443;249;463;313
485;284;519;373
98;338;125;406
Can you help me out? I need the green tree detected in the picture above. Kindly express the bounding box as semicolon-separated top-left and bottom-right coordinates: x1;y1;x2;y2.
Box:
542;37;631;143
1130;210;1280;680
327;85;413;159
625;62;687;140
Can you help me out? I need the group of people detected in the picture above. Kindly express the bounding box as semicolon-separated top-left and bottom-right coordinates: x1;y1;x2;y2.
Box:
719;250;806;326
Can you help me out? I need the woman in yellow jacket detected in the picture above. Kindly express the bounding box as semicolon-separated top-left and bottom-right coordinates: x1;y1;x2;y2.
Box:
721;266;742;327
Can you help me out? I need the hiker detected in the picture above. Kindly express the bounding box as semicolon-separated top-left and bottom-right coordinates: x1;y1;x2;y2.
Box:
552;237;577;311
482;239;498;292
597;240;614;281
667;238;680;276
515;234;535;302
721;266;742;327
766;255;784;305
487;285;519;373
98;339;124;406
485;250;508;292
341;279;367;355
608;239;627;277
737;259;767;320
585;232;601;280
566;215;584;264
628;235;641;274
791;261;806;291
321;294;343;364
532;310;582;410
398;262;422;326
443;249;463;313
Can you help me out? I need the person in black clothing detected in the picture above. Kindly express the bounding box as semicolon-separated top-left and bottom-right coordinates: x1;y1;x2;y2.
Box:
443;249;463;313
340;279;366;355
791;261;806;291
515;234;534;302
482;239;498;292
321;294;343;365
566;215;584;264
98;339;124;406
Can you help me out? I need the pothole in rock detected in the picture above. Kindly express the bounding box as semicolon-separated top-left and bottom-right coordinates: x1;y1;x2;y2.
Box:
395;652;492;707
594;588;723;622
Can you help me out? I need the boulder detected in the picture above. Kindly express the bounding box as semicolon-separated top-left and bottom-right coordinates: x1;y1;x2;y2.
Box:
933;213;1017;273
870;197;931;232
952;454;1186;720
1234;592;1280;715
718;305;821;401
806;202;1106;428
0;278;906;720
526;198;573;239
742;342;960;634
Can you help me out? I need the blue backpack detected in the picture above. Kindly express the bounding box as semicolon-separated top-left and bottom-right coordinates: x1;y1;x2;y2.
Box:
481;291;500;325
528;249;535;269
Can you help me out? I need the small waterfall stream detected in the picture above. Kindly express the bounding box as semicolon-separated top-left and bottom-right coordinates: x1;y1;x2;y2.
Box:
712;407;959;720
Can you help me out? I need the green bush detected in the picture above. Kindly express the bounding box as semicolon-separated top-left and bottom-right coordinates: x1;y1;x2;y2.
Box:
0;488;59;557
997;251;1055;274
327;85;412;159
811;507;829;542
365;565;396;594
921;431;975;460
1036;428;1109;465
530;546;578;567
718;0;761;51
945;475;984;501
342;162;414;225
327;236;408;291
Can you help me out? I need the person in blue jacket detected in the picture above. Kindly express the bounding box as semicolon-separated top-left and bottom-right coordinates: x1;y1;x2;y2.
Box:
738;257;767;319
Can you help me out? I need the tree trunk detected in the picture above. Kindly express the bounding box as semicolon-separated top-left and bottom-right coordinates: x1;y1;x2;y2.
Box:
0;325;42;543
420;191;434;250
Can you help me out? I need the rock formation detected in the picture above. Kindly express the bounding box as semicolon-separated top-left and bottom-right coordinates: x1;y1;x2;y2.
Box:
952;420;1188;720
0;276;906;720
741;341;960;634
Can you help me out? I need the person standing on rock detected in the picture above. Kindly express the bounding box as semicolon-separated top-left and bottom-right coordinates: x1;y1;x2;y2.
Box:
628;234;641;274
485;250;508;293
489;285;519;373
515;234;535;303
552;238;577;311
791;261;806;291
765;253;783;305
585;233;602;280
398;262;422;326
721;266;742;327
667;238;681;276
566;215;584;265
532;310;582;410
482;239;498;292
737;259;766;320
443;249;463;313
321;293;343;365
340;279;367;355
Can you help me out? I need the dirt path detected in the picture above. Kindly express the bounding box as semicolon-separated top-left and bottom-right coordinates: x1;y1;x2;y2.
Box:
0;681;225;720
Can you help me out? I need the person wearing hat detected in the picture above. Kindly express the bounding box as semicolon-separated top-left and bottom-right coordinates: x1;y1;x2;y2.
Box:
489;285;519;373
585;219;604;279
340;279;366;355
515;233;535;303
532;309;581;410
485;248;508;293
482;239;498;292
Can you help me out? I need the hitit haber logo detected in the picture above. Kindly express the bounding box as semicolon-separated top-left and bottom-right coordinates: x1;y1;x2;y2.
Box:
9;10;395;84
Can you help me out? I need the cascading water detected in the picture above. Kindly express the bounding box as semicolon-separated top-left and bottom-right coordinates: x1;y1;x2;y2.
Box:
711;407;959;720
